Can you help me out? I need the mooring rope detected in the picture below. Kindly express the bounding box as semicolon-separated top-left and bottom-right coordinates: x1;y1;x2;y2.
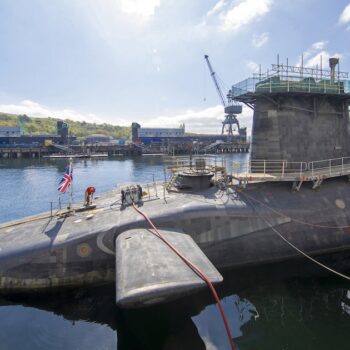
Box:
239;190;350;281
132;203;236;350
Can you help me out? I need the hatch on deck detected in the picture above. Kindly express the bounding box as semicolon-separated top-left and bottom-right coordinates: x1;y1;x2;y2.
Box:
116;228;223;308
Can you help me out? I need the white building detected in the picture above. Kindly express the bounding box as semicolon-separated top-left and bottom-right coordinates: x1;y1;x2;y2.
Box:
138;127;185;138
0;126;21;137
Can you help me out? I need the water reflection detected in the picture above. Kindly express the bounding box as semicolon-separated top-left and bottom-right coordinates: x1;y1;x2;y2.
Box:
1;263;349;350
193;295;259;349
0;284;206;350
341;290;350;316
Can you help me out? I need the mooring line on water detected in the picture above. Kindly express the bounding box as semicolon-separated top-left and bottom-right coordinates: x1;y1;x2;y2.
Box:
132;203;236;350
240;191;350;282
263;215;350;281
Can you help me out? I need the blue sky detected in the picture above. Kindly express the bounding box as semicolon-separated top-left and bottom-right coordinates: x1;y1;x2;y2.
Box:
0;0;349;134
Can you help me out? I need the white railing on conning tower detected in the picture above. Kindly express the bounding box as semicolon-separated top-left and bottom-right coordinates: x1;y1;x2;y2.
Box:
234;160;307;179
308;157;350;178
231;75;350;99
233;157;350;182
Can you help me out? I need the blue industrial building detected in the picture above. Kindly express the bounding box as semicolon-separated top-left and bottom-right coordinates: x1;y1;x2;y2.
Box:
0;121;75;146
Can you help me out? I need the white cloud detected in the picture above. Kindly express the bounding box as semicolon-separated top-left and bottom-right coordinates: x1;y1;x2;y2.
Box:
220;0;273;32
206;0;227;18
339;3;350;24
246;60;260;72
202;0;273;34
0;100;127;125
311;41;327;50
296;41;343;68
252;32;269;48
142;104;253;135
296;41;343;69
305;51;343;67
120;0;160;21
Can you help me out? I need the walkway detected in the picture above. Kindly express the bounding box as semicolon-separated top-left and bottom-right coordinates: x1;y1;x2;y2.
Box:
233;157;350;187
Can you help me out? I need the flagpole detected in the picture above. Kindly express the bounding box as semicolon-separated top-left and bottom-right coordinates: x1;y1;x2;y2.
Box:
69;157;73;211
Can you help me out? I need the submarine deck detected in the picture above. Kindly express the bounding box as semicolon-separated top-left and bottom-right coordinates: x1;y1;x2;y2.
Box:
0;182;248;258
2;175;350;294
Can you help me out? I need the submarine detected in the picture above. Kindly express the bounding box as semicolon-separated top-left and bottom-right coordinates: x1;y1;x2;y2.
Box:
1;57;350;308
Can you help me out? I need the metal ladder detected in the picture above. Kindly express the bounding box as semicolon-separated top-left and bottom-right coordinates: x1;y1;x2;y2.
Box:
166;173;178;191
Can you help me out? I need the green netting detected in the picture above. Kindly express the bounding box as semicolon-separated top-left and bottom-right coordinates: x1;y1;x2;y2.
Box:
255;78;346;95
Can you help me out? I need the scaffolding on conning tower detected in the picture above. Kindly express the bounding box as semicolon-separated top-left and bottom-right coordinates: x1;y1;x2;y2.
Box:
231;56;350;107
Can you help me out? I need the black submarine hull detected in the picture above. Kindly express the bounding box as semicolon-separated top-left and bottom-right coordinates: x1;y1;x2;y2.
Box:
0;177;350;293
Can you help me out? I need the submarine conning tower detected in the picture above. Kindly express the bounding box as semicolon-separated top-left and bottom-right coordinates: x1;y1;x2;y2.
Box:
231;57;350;165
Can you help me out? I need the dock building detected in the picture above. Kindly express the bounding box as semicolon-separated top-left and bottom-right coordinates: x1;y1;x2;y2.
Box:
131;123;185;144
0;121;77;158
0;121;74;147
0;126;21;137
85;134;117;145
131;122;249;154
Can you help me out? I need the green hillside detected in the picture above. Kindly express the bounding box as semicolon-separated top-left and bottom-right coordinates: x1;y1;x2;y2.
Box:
0;113;131;140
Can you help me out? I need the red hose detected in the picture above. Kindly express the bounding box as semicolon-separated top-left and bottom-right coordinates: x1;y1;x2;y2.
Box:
132;203;236;350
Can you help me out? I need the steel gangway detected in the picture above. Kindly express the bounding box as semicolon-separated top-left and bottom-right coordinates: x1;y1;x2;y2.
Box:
51;143;73;153
201;140;224;153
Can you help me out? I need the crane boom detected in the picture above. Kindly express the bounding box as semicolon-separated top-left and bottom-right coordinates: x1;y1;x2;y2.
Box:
204;55;226;107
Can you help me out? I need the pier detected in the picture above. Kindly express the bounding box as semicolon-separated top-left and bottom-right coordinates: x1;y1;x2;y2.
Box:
162;138;250;155
0;145;48;158
0;143;142;159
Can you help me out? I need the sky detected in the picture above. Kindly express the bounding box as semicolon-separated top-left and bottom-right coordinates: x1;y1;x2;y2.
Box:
0;0;349;134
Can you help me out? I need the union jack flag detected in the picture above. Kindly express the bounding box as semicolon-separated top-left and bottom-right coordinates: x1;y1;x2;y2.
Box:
57;163;73;193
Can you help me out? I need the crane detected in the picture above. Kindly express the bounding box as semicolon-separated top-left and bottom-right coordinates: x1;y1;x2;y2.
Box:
204;55;243;137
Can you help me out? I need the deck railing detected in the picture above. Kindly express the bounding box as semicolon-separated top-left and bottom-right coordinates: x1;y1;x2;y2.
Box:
234;160;307;178
234;156;350;181
308;157;350;177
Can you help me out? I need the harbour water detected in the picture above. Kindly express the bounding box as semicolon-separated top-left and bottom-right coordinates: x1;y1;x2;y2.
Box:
0;155;349;349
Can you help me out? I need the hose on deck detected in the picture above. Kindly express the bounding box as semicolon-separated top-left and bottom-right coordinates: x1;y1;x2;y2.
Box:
132;203;236;350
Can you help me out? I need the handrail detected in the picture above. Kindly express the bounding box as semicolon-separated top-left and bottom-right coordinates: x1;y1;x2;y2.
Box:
248;160;307;176
308;156;350;177
234;156;350;181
